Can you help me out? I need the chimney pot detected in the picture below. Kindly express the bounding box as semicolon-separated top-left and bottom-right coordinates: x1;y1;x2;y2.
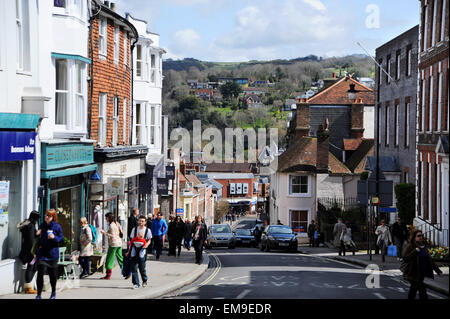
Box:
110;2;116;11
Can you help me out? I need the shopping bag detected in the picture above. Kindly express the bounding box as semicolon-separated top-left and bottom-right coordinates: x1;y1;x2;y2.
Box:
387;245;397;257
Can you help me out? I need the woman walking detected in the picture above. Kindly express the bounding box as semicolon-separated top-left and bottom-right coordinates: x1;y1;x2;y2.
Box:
375;219;392;262
192;216;207;264
79;217;93;278
35;209;63;299
174;216;185;257
402;230;442;299
343;223;357;255
100;213;123;280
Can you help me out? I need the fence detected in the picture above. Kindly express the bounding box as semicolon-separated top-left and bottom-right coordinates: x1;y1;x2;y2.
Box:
416;222;449;247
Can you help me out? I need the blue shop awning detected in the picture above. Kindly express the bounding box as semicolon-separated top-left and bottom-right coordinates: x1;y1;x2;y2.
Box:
41;164;97;179
0;113;40;130
51;53;91;64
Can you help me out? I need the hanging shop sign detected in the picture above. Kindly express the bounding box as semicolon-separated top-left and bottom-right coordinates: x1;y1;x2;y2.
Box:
105;178;125;197
0;131;36;162
156;178;169;196
0;181;10;224
165;166;175;180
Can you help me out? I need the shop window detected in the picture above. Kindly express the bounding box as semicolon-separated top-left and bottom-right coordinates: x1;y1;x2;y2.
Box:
291;210;308;234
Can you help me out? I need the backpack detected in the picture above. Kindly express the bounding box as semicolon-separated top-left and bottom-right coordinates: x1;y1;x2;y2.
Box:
89;224;98;245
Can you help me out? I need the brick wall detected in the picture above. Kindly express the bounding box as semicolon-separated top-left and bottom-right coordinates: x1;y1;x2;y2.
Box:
89;16;132;148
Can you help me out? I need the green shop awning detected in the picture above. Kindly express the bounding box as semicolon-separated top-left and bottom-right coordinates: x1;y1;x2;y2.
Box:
41;164;98;179
51;53;91;64
0;113;40;130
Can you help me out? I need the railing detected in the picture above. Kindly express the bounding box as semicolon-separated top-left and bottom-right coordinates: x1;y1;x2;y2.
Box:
417;222;449;247
318;197;359;212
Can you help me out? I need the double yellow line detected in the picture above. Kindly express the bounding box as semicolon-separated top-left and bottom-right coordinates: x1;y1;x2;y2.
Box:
182;252;221;294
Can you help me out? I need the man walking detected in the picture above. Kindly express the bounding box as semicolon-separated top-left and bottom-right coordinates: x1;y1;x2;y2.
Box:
127;215;152;289
307;220;316;247
151;213;168;260
392;217;408;260
333;218;347;256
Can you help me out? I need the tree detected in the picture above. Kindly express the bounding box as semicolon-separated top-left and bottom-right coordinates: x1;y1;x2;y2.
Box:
215;200;230;224
394;183;415;225
176;96;208;129
220;81;242;100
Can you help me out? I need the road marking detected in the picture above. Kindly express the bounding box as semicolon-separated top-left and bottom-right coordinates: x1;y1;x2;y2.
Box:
236;289;251;299
373;293;386;299
181;252;221;294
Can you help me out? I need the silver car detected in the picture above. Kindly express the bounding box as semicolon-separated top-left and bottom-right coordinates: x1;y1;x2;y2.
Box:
206;224;236;249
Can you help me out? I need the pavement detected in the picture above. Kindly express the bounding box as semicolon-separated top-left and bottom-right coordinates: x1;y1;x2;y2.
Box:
0;249;209;300
299;245;449;297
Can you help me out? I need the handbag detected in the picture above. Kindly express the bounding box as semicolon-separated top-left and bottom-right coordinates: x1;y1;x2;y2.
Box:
387;245;397;257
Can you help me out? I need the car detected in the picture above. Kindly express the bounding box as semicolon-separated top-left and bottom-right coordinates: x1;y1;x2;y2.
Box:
260;225;298;253
206;224;236;249
234;228;257;247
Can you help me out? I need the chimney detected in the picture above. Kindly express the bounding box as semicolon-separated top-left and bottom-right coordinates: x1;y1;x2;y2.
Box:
316;119;330;173
323;73;339;90
110;2;116;11
295;98;310;140
104;1;110;8
350;98;365;138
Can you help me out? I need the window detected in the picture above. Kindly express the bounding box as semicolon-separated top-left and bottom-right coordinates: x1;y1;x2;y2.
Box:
428;75;433;131
385;104;390;146
55;60;68;125
74;62;84;128
377;59;383;86
406;46;412;76
135;103;147;145
395;50;401;80
72;0;83;17
16;0;30;71
99;18;107;58
421;79;426;132
386;55;391;84
113;27;119;64
289;175;308;195
123;98;127;143
291;210;308;234
431;0;437;46
395;104;399;146
136;45;142;78
113;96;119;146
98;93;107;146
54;0;66;8
150;53;156;84
123;35;128;66
150;105;155;145
437;72;442;131
405;103;410;147
440;0;446;42
423;5;428;51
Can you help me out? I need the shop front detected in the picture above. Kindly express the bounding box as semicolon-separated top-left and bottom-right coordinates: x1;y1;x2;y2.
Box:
40;141;97;253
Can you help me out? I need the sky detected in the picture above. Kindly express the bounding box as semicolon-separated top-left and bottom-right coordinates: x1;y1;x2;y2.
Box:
114;0;420;62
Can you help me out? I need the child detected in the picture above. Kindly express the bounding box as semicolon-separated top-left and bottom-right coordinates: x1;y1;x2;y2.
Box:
126;231;147;257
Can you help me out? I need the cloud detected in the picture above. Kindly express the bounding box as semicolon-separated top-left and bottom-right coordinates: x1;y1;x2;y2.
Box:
303;0;326;11
170;29;202;55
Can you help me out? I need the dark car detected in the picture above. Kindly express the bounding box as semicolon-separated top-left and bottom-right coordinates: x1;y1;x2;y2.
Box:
234;228;257;247
260;225;298;252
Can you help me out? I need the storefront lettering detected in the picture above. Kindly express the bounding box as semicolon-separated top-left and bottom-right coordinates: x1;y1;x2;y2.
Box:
54;148;89;163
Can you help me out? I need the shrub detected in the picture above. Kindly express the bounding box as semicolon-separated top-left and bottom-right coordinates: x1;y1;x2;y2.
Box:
394;183;415;225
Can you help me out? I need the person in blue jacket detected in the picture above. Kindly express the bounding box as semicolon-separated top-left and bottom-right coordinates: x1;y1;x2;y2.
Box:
35;209;63;299
151;213;168;260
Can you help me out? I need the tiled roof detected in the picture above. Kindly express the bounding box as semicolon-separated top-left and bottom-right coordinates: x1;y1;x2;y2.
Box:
346;139;375;173
277;137;317;173
185;174;202;186
344;138;363;151
205;162;255;173
328;152;351;174
307;77;375;105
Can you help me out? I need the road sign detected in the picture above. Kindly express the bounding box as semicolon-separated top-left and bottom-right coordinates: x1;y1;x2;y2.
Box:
380;207;397;213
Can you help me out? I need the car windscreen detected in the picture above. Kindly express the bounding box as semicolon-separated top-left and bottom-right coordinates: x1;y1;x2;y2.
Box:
235;229;251;236
211;226;232;233
269;227;293;234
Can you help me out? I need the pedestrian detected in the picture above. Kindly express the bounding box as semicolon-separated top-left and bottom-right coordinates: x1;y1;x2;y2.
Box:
313;224;319;247
192;215;207;264
17;210;41;294
174;216;185;256
343;222;357;255
184;218;193;250
128;208;139;241
151;212;168;260
100;213;124;279
253;226;262;246
333;218;347;256
307;220;316;247
402;230;443;300
127;215;152;289
35;209;63;299
392;216;408;260
79;217;93;278
375;219;392;262
167;216;177;256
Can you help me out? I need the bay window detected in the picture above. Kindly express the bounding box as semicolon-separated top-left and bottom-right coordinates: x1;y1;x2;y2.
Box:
55;60;68;125
136;45;142;78
150;53;156;84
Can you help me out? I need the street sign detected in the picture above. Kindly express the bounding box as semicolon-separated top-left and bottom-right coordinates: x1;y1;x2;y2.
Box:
380;207;397;213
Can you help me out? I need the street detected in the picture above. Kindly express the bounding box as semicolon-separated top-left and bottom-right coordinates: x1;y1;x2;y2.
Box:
161;218;447;300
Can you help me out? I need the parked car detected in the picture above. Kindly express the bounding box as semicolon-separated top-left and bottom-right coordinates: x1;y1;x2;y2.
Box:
234;228;257;247
260;225;298;252
206;224;236;249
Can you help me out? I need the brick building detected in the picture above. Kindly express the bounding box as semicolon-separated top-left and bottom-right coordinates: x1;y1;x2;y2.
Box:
416;0;449;245
375;25;419;185
87;0;147;240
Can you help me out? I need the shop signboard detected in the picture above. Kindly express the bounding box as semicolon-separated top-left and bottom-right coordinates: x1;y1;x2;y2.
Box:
0;181;9;224
176;208;184;216
105;178;125;197
165;166;175;179
41;143;93;170
157;178;169;196
0;131;36;162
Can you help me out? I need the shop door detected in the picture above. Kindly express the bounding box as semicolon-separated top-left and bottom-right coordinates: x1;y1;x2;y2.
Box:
0;162;21;260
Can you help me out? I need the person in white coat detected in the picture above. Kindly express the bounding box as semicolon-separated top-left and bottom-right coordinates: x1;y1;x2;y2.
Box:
375;219;392;262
